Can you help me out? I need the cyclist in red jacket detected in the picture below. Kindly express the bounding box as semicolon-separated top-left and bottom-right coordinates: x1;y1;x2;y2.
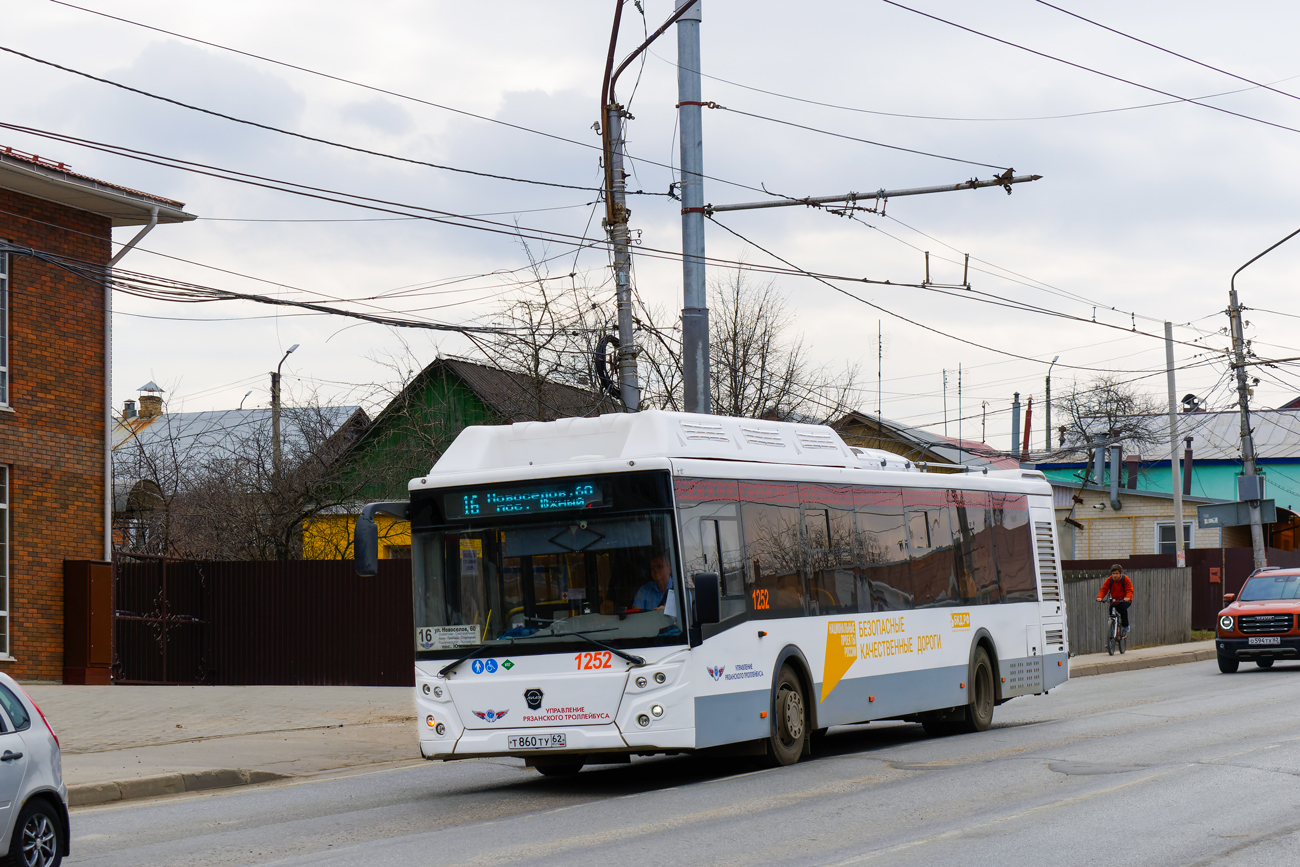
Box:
1098;564;1134;636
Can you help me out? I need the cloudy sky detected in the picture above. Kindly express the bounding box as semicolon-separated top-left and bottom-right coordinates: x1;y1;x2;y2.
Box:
6;0;1300;455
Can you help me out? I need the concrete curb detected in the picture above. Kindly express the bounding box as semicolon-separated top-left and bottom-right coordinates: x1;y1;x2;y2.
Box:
1070;646;1217;678
69;768;288;807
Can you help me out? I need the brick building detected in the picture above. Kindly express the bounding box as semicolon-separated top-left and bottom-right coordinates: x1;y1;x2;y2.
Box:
0;146;193;680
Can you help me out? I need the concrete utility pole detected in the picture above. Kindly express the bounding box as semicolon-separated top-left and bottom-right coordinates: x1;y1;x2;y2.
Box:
604;103;639;410
1045;355;1058;452
1229;227;1300;569
601;0;701;411
676;0;708;414
271;343;298;481
1164;321;1186;568
1011;392;1021;459
1228;288;1266;568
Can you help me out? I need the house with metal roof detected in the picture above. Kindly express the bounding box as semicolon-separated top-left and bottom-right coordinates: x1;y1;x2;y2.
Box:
831;410;1021;473
111;383;369;558
303;356;616;559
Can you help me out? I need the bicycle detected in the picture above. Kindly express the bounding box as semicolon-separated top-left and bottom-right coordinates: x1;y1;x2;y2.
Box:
1103;600;1127;656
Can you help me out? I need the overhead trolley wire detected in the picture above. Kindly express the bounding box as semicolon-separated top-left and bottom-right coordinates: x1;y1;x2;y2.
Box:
879;0;1300;141
0;43;637;195
704;103;1009;170
1032;0;1300;107
706;213;1148;373
28;2;821;201
649;48;1300;124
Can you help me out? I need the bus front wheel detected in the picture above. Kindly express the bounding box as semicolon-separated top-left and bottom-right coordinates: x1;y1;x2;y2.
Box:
533;759;583;776
768;665;807;766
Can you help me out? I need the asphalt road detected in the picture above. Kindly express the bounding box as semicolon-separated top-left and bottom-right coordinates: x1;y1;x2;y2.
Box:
67;659;1300;866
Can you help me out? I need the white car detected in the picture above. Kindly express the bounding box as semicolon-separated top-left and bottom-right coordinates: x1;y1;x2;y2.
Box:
0;673;68;867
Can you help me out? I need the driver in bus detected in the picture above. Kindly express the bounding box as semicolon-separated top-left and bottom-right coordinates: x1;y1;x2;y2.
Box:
633;553;677;617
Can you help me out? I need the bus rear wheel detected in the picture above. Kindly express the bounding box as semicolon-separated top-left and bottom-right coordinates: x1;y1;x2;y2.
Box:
956;647;995;734
767;664;807;766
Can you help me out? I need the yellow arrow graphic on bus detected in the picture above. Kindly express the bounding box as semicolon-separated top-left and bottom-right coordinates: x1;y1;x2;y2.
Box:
821;620;858;702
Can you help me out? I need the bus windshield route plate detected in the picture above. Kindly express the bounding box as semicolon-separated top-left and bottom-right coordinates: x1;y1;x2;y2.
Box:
509;733;566;750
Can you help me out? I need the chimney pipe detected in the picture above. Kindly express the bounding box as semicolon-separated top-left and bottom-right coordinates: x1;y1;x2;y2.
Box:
123;399;137;420
1022;396;1033;457
137;395;163;419
1183;436;1194;496
1110;445;1123;511
1125;454;1139;490
1011;392;1022;458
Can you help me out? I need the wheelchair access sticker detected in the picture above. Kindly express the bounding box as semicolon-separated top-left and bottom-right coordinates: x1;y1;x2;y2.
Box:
471;659;499;675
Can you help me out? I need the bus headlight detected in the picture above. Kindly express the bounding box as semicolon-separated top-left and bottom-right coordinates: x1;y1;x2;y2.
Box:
435;723;446;736
650;704;664;718
654;672;666;684
422;684;431;695
636;676;647;689
637;714;650;727
1219;615;1234;632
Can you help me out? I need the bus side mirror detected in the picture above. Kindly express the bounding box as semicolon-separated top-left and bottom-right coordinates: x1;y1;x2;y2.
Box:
1223;592;1236;605
355;515;380;577
693;572;721;625
354;501;410;577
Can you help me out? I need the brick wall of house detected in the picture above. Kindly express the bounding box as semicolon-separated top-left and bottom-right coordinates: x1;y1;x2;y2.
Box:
1054;486;1223;561
0;186;110;681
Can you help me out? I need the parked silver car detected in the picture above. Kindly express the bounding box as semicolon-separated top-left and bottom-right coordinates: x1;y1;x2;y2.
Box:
0;674;68;867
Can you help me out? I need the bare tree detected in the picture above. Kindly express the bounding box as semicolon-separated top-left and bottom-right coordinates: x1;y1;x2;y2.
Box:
113;397;368;561
472;239;617;417
639;272;860;422
1055;374;1164;456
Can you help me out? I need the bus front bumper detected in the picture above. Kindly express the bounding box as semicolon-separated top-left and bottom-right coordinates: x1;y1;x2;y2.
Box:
422;722;695;760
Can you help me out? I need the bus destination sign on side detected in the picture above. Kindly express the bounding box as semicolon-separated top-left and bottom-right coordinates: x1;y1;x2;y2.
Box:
445;481;605;520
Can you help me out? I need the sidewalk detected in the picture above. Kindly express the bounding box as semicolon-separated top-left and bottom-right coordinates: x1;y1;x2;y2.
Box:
1068;639;1216;678
23;685;418;807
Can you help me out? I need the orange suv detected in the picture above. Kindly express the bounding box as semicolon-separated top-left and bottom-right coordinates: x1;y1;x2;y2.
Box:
1216;567;1300;673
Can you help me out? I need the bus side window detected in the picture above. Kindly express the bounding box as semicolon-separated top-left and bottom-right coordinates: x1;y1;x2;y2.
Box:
906;499;959;608
993;494;1037;602
955;495;1001;605
856;488;912;612
740;490;806;616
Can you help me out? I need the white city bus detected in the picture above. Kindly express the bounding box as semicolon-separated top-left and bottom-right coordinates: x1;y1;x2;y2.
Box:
355;410;1068;774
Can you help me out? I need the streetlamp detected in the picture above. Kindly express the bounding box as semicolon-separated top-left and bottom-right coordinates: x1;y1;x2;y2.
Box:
271;344;299;480
1045;355;1059;452
1230;228;1300;569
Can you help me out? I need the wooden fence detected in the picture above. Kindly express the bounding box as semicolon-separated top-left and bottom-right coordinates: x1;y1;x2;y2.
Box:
1064;568;1191;655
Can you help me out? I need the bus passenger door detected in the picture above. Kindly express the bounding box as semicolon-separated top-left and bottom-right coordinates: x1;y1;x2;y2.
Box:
700;517;747;621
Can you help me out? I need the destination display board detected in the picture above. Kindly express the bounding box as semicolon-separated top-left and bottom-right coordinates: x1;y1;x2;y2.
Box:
444;480;605;520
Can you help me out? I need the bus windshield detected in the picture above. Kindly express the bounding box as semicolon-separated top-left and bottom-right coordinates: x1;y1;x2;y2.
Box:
411;511;684;654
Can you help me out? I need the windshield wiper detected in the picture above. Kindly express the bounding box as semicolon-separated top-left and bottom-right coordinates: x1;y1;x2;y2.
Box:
437;643;494;678
520;627;645;667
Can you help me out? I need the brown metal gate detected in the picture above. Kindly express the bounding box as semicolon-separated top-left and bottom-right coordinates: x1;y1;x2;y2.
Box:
113;555;210;684
113;558;412;686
